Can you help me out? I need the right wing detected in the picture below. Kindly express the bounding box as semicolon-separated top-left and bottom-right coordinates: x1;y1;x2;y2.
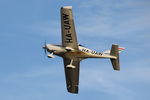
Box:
61;6;78;50
63;58;80;94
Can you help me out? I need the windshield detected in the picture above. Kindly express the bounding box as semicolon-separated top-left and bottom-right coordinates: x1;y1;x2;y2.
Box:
78;44;86;47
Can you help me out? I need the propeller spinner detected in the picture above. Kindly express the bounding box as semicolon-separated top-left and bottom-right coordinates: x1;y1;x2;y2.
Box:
43;41;55;58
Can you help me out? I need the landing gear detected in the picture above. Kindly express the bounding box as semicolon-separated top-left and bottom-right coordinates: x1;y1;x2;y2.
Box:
47;52;55;58
66;59;76;68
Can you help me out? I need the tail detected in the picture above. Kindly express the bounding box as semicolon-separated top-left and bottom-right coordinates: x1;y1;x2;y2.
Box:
110;44;121;71
102;45;124;71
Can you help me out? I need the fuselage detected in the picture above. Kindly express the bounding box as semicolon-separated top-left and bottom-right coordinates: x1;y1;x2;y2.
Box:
45;44;116;59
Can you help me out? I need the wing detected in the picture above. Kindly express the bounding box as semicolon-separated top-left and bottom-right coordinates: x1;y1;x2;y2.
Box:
63;58;80;94
61;6;78;50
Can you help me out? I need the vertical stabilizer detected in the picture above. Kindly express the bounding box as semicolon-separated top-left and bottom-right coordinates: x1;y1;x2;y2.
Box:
110;44;120;71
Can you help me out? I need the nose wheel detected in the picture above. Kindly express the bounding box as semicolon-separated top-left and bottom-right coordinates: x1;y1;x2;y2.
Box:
66;59;76;68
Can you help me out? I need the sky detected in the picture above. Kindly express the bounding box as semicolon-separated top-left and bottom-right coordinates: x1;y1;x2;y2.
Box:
0;0;150;100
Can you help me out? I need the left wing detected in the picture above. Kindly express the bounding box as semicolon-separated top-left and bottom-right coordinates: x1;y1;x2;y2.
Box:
61;6;78;50
63;58;80;94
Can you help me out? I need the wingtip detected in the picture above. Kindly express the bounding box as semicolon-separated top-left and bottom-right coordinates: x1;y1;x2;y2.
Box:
67;85;78;94
61;6;72;9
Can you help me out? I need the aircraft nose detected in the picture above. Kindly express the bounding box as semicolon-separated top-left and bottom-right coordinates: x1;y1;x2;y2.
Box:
43;45;48;56
43;45;46;49
43;40;48;49
43;44;48;49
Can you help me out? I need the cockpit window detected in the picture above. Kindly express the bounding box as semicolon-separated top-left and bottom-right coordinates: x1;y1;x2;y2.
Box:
78;44;86;47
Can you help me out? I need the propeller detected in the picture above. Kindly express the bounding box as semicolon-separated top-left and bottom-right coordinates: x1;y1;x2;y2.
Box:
42;40;55;58
43;40;47;56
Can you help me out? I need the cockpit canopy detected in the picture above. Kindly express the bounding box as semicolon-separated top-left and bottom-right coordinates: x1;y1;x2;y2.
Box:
78;44;86;47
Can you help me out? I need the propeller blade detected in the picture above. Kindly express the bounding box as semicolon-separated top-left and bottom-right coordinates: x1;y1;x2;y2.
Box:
43;40;47;56
44;48;46;56
45;40;46;48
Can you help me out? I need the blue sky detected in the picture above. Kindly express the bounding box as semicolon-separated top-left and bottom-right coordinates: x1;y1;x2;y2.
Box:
0;0;150;100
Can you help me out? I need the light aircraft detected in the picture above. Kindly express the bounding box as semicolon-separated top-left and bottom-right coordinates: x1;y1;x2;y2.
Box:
43;6;125;94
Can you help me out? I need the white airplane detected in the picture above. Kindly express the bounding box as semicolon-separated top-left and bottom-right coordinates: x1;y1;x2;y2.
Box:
43;6;125;94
